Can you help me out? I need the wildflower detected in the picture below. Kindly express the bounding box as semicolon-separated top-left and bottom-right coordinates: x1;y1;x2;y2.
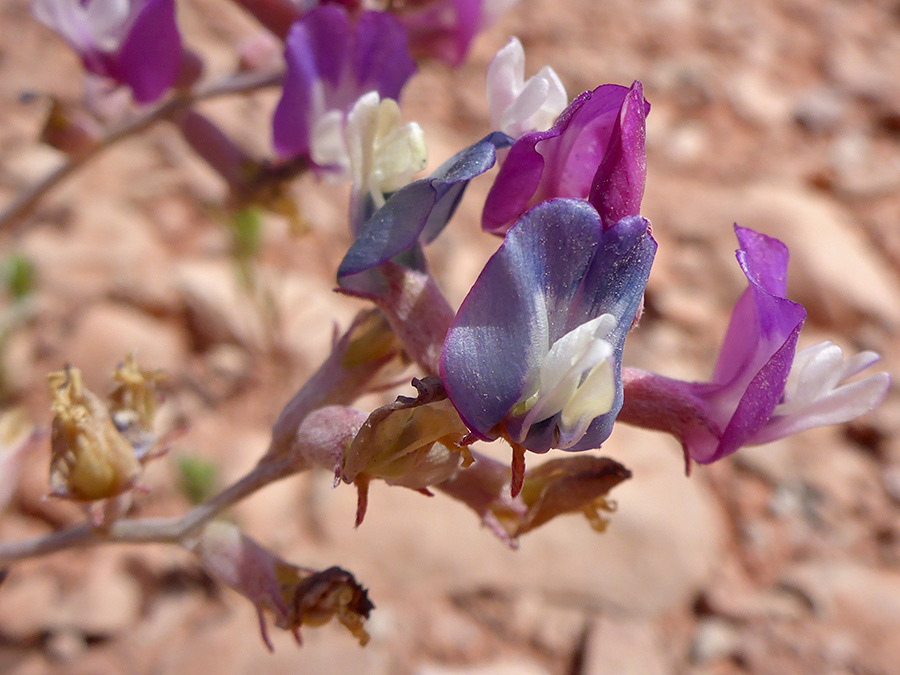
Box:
340;377;471;524
395;0;513;67
441;199;656;456
482;80;648;235
107;353;166;459
337;131;512;295
618;226;890;466
0;409;39;513
272;6;416;166
344;92;428;231
438;452;631;547
33;0;183;103
48;366;142;501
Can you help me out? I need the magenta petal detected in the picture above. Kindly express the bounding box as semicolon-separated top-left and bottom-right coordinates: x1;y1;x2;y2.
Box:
686;227;806;463
115;0;182;104
482;84;644;236
588;81;648;228
711;227;802;387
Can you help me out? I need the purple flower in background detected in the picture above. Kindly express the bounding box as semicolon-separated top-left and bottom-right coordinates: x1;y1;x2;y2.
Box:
272;6;416;167
398;0;518;67
33;0;182;104
482;81;648;235
619;226;890;465
441;199;657;454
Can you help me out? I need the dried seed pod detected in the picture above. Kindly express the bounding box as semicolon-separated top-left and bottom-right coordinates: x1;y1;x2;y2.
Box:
48;366;141;501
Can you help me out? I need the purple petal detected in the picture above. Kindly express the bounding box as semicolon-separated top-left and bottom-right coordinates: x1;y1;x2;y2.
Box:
337;132;513;295
686;226;806;463
441;199;656;450
272;7;415;160
588;81;648;228
400;0;482;67
301;5;352;88
115;0;182;104
710;331;802;460
711;227;802;387
273;9;351;158
482;84;646;235
353;12;417;103
81;50;118;80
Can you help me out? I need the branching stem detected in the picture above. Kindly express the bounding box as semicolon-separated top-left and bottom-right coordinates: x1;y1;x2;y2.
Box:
0;69;284;232
0;456;296;564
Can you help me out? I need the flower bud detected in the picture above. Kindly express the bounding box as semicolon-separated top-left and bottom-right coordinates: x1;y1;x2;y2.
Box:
39;99;102;157
340;377;471;525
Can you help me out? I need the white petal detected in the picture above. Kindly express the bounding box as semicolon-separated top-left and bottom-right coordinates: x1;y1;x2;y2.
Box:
840;350;882;380
500;76;550;137
371;121;427;195
558;357;616;448
779;342;844;413
85;0;131;36
753;372;890;444
345;90;382;185
345;93;427;207
516;314;617;437
487;37;525;130
486;36;568;138
34;0;94;51
310;108;350;175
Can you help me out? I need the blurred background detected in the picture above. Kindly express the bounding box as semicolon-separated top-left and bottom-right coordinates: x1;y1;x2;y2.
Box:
0;0;898;673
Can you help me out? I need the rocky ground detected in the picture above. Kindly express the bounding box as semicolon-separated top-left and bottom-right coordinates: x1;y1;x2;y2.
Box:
0;0;899;673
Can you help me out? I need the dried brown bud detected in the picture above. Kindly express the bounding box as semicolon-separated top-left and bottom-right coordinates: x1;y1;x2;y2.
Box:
341;377;471;491
48;366;141;501
40;99;101;157
107;353;166;459
193;521;374;650
438;453;632;547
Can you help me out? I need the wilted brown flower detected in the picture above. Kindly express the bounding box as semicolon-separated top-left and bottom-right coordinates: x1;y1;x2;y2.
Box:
340;377;471;524
48;366;141;501
108;353;166;459
193;521;374;650
438;452;632;547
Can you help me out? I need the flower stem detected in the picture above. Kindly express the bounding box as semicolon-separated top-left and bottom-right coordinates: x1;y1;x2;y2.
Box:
0;456;294;564
0;69;284;232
